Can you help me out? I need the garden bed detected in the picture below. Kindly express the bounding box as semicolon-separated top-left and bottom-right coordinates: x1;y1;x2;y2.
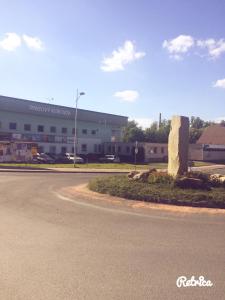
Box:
88;175;225;209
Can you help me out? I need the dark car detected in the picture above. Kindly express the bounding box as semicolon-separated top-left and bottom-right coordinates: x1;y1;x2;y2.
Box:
54;153;71;163
99;154;120;163
32;153;55;164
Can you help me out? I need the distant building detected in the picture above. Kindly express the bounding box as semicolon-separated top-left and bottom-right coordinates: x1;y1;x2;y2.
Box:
103;124;225;163
197;124;225;145
189;125;225;162
103;141;168;163
0;95;128;155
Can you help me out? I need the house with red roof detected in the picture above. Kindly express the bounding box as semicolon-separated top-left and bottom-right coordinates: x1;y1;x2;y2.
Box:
189;125;225;162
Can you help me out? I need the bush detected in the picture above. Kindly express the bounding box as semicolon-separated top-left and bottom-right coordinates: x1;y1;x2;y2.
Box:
186;171;210;183
174;177;210;190
148;172;174;185
88;175;225;209
185;171;225;188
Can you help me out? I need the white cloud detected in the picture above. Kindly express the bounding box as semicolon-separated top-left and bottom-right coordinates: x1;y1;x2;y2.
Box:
163;35;225;60
22;34;44;50
101;40;146;72
0;32;21;51
114;90;139;102
197;38;225;59
163;35;194;59
0;32;44;52
130;117;154;129
197;38;215;48
171;54;183;61
213;78;225;89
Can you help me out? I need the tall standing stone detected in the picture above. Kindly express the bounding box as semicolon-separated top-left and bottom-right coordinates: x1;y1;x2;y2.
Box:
168;116;189;177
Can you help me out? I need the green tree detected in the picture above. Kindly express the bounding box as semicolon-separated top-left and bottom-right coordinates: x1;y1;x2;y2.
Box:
144;122;158;142
145;119;171;143
190;116;204;129
189;128;203;143
189;116;215;143
122;121;145;142
190;116;214;129
220;120;225;127
123;117;214;144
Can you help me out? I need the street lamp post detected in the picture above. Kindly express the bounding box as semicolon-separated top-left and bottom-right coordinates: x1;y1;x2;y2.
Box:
73;89;85;167
134;141;138;171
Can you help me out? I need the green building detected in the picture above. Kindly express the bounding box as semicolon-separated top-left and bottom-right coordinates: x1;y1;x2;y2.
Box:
0;95;128;155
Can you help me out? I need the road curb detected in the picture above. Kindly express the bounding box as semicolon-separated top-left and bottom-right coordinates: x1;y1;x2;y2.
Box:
60;184;225;215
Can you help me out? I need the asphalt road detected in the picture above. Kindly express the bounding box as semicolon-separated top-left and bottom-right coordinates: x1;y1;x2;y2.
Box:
0;172;224;300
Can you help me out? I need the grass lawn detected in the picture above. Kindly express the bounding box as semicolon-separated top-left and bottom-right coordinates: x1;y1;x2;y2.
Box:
89;175;225;209
0;162;155;169
0;161;216;169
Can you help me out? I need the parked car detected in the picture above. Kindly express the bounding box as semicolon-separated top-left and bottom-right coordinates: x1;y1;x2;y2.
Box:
99;154;120;163
55;153;84;164
65;153;85;164
45;153;58;160
32;153;55;164
54;153;71;163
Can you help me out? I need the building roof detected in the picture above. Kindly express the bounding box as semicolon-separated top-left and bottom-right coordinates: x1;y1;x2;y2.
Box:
197;124;225;145
0;95;128;126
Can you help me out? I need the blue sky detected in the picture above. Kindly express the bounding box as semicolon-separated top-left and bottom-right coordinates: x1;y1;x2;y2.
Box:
0;0;225;127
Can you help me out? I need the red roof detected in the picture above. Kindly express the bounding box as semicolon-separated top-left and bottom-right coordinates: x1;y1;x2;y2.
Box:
197;125;225;145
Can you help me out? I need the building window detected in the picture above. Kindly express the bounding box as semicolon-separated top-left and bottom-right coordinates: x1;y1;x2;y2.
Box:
81;144;87;152
50;126;56;133
9;122;17;130
24;124;31;131
82;129;87;135
161;147;165;154
6;147;11;155
126;146;130;153
154;147;157;154
62;127;67;134
49;146;56;154
118;146;121;153
38;125;44;132
108;145;111;153
91;130;96;135
61;146;67;154
98;144;102;153
94;144;98;153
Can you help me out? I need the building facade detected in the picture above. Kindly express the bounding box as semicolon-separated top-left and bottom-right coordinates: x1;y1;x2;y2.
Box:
0;141;37;162
189;124;225;162
0;95;128;155
103;141;168;162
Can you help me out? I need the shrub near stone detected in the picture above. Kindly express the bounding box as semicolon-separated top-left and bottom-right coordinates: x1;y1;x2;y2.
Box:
174;177;210;191
148;172;174;185
88;174;225;209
